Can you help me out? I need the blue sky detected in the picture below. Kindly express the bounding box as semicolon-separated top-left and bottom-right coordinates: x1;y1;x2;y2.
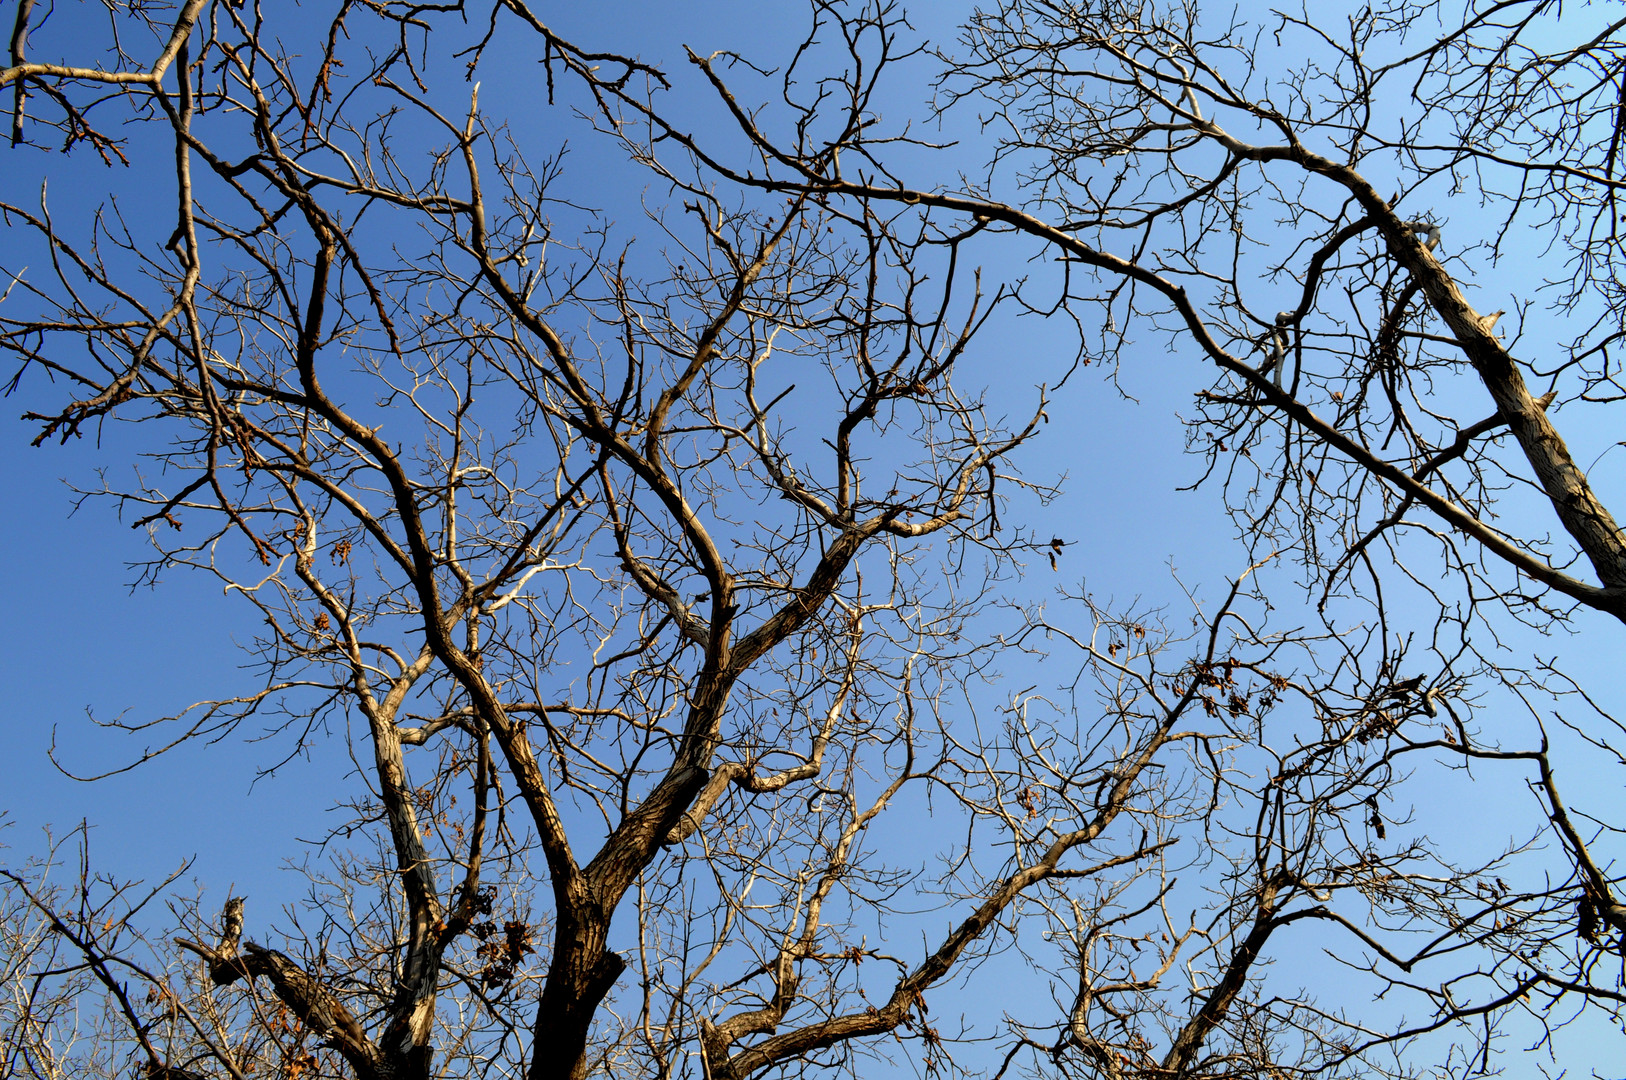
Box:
5;1;1626;1076
0;0;1220;893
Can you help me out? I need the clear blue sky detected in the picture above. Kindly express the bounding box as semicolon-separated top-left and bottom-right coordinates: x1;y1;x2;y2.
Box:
1;0;1217;898
4;2;1624;1076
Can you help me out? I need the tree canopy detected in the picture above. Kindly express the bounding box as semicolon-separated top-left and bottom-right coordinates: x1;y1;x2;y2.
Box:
5;2;1626;1078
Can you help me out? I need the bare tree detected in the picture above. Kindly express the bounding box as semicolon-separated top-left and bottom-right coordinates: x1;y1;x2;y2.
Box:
5;2;1626;1079
592;0;1626;1072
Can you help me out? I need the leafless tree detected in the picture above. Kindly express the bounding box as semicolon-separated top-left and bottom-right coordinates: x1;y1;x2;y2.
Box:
5;2;1626;1079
